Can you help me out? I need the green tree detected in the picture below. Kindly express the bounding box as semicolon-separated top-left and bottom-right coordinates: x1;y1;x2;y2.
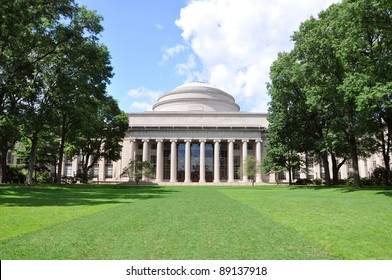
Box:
238;156;260;185
121;160;155;185
264;51;313;184
68;96;129;184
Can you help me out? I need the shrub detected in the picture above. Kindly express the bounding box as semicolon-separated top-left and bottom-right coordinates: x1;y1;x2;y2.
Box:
313;178;322;185
5;165;26;183
346;178;354;187
360;177;375;186
371;167;391;186
295;178;313;185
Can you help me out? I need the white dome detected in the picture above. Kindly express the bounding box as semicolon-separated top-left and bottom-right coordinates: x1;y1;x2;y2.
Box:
152;82;240;112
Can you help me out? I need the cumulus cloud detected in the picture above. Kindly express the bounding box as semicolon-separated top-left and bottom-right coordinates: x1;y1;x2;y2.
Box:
174;0;341;112
127;87;162;112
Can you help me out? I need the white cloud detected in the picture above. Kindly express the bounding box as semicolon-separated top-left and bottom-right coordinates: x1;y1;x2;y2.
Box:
174;0;341;112
127;87;162;112
155;24;164;29
161;44;186;64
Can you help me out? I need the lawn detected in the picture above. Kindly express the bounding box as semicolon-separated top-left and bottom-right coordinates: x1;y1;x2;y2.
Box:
0;184;391;260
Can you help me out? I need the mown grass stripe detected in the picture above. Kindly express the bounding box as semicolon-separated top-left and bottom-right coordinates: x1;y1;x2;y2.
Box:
0;186;335;260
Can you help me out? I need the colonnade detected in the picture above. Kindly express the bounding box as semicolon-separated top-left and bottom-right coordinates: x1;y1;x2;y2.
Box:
129;138;263;184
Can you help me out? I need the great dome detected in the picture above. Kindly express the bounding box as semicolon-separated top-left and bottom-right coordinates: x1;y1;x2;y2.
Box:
152;82;240;112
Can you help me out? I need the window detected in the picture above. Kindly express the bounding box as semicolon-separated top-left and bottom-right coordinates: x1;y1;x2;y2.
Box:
105;159;113;178
278;172;286;180
150;155;157;173
92;162;99;178
65;158;73;177
234;156;241;180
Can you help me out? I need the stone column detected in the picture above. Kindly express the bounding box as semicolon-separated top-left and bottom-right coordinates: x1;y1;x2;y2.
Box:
256;139;263;183
214;140;220;183
228;139;235;183
129;139;136;162
156;139;163;183
242;139;249;182
142;139;149;181
199;139;206;183
184;140;191;183
170;139;177;183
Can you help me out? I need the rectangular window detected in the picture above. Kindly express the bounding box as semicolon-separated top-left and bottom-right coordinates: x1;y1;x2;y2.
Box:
105;159;113;178
278;172;286;180
151;155;157;173
234;156;241;180
65;157;73;177
92;162;99;178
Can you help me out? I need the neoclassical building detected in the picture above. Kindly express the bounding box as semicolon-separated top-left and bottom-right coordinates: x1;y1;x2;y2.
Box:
6;81;388;184
60;82;388;184
112;81;268;185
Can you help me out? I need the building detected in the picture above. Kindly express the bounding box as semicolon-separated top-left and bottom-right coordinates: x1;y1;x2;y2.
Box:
6;81;390;184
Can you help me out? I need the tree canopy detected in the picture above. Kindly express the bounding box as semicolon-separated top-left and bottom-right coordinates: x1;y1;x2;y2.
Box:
265;0;392;187
0;0;127;184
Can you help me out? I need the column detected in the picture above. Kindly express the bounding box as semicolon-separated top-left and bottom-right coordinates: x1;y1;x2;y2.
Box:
256;139;263;183
242;139;249;182
213;140;220;183
184;140;191;183
228;139;235;183
199;140;206;183
156;139;163;183
170;139;177;183
142;139;149;181
129;139;136;162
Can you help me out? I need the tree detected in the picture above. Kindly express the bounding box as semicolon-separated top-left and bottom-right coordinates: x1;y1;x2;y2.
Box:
0;1;114;185
121;160;155;185
68;96;129;184
264;51;313;185
291;2;380;187
238;156;260;185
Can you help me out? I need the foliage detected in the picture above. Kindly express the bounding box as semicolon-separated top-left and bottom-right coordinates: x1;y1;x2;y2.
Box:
372;167;392;186
237;155;260;185
121;159;155;184
4;165;26;184
266;0;392;187
0;0;119;185
312;178;323;186
68;96;129;183
294;178;313;185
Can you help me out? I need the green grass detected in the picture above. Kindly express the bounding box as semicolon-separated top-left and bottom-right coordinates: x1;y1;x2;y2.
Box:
0;184;391;259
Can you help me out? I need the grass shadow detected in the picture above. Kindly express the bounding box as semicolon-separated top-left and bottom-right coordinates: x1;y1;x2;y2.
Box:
0;184;177;207
288;185;392;198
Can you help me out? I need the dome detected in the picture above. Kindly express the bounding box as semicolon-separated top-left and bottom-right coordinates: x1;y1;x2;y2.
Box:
152;82;240;112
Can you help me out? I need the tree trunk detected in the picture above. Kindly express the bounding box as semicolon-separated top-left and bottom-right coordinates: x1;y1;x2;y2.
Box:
26;134;39;185
0;147;9;183
322;153;332;186
56;116;68;185
305;152;309;179
348;135;362;188
0;152;5;183
331;154;346;185
287;155;292;185
380;116;391;185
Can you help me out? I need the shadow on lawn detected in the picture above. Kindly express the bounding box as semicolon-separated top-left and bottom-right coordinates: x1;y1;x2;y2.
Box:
288;185;392;198
0;184;177;207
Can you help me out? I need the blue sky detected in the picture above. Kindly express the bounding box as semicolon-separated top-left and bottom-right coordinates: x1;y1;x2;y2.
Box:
76;0;340;113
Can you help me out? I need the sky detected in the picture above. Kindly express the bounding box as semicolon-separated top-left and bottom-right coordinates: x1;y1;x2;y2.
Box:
76;0;340;113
